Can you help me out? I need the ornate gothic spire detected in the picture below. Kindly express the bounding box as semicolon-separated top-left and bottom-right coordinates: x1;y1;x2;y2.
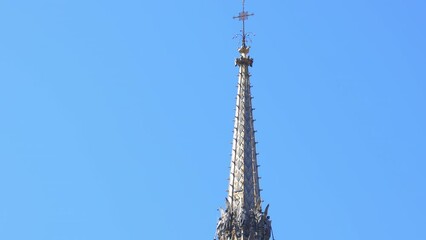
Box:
215;1;272;240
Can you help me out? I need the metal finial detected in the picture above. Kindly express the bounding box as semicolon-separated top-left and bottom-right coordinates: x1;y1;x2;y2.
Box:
233;0;254;47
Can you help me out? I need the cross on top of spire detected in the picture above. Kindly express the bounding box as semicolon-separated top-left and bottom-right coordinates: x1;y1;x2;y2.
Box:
233;0;254;47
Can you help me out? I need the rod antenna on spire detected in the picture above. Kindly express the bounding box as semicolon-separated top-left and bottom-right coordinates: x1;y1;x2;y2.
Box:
233;0;254;47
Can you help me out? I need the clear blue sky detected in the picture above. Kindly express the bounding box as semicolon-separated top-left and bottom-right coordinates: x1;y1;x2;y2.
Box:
0;0;425;239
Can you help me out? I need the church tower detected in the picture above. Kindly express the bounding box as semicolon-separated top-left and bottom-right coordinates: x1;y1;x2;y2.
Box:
215;1;272;240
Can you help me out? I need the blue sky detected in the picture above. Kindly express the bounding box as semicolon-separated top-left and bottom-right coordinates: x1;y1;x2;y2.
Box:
0;0;425;239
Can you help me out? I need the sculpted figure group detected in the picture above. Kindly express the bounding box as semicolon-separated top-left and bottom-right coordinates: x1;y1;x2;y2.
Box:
216;201;271;240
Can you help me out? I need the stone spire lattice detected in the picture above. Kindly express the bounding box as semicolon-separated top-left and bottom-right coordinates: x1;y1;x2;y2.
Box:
215;1;272;239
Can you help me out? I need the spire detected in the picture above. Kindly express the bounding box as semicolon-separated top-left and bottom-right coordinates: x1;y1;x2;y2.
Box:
216;1;272;239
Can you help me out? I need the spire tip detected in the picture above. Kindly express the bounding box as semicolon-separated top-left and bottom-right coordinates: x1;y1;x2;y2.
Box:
233;0;254;47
